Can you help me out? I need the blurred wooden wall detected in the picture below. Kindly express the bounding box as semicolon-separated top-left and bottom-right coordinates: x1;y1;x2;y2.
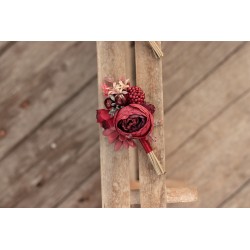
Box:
0;41;249;207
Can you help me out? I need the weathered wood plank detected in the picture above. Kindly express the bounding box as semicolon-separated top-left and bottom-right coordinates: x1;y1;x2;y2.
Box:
135;42;166;207
165;43;250;157
125;42;139;181
96;42;130;208
162;41;244;110
131;187;198;205
164;41;250;208
0;42;14;55
0;42;8;50
166;89;250;207
220;179;250;208
58;170;101;208
0;42;97;160
0;41;248;208
16;143;100;208
130;181;198;205
0;78;99;207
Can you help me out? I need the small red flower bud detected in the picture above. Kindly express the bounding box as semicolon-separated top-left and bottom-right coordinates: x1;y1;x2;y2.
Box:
115;94;127;106
104;98;113;109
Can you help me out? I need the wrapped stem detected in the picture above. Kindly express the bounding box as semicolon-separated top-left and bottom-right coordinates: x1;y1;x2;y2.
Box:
148;41;164;58
139;138;165;175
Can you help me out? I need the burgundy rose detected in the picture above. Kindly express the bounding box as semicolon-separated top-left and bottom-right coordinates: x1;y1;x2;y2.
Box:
96;109;114;129
114;104;153;139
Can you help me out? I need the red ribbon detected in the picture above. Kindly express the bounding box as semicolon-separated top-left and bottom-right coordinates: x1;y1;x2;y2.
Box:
139;138;152;153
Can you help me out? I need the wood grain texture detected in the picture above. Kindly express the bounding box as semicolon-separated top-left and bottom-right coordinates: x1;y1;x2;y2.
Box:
166;187;198;203
58;170;101;208
162;42;244;111
220;179;250;208
0;42;8;50
0;78;99;207
163;41;250;208
96;42;130;208
125;42;139;181
130;181;198;205
165;43;250;157
16;143;100;208
0;42;97;160
167;89;250;207
135;42;166;207
0;42;15;56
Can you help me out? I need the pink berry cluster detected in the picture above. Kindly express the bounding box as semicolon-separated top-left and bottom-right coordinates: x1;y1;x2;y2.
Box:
127;86;145;104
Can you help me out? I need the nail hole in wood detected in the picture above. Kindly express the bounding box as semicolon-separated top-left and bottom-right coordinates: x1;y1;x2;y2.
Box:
78;197;89;203
36;180;44;188
0;129;7;138
20;99;30;109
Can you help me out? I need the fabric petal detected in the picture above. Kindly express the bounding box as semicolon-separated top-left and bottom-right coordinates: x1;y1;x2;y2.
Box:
119;135;126;141
127;139;136;147
108;131;119;143
108;131;119;139
114;140;123;151
103;128;113;136
123;140;129;149
96;109;111;123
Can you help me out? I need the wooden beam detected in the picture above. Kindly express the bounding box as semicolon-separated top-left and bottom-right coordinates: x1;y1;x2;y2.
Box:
96;42;131;207
135;42;166;207
125;42;139;181
130;180;198;205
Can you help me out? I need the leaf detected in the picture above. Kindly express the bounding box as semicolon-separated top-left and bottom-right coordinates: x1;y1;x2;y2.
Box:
110;95;115;101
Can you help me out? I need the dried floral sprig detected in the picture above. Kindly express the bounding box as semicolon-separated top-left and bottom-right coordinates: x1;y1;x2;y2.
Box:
148;41;164;58
108;79;130;95
101;78;130;96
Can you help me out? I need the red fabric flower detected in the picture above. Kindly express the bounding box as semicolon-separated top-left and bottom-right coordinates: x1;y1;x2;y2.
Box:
103;127;136;151
114;104;153;139
96;109;114;129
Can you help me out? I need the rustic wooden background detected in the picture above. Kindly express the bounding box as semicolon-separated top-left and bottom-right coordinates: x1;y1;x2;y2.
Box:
0;41;249;208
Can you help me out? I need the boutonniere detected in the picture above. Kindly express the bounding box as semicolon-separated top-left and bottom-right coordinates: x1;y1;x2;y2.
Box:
97;77;164;175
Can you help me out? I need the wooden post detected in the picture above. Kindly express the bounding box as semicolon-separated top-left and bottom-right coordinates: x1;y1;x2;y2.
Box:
97;42;196;208
97;42;131;207
135;42;167;207
125;42;139;182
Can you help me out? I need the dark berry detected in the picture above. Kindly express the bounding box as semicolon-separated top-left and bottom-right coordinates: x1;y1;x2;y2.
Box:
104;98;113;109
115;94;127;106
